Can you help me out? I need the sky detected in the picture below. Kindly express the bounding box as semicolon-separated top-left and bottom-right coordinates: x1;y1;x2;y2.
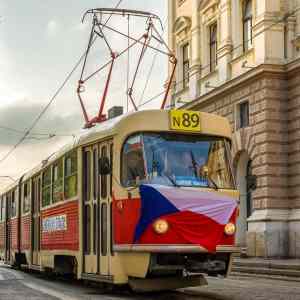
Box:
0;0;168;191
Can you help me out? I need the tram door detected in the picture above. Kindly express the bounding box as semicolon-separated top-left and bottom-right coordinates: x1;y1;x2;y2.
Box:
82;141;112;276
82;147;95;273
31;176;40;266
98;141;113;276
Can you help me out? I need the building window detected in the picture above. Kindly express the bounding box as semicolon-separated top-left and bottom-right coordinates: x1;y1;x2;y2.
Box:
243;0;253;52
209;23;218;72
239;101;250;128
284;23;288;59
178;0;186;7
182;43;189;89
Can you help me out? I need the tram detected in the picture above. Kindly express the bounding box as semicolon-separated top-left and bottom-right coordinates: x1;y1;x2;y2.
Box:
0;109;239;291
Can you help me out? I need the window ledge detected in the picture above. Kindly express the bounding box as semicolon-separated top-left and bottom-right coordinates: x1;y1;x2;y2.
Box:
230;48;254;65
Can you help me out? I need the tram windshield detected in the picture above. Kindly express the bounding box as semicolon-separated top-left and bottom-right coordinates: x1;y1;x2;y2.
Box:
122;132;235;189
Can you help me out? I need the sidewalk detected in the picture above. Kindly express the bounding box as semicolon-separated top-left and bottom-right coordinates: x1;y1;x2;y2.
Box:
230;257;300;282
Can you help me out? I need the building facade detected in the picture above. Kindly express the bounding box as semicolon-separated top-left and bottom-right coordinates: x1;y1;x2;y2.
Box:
168;0;300;257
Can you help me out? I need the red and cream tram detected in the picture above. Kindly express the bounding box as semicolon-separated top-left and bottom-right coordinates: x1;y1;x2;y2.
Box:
0;109;239;291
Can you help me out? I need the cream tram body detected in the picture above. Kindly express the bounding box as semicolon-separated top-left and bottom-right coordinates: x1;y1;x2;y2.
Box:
0;109;239;290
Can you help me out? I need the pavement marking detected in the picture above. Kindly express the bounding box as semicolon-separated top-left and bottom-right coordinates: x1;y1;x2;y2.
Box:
22;281;78;300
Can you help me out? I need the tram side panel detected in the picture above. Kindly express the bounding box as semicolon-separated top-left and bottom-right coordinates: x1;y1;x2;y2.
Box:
10;216;19;262
20;214;31;264
41;200;79;251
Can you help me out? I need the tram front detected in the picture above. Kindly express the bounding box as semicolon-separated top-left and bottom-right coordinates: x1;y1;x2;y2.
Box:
112;110;239;290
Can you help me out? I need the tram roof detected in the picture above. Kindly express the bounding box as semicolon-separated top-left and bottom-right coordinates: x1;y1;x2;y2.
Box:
0;109;231;194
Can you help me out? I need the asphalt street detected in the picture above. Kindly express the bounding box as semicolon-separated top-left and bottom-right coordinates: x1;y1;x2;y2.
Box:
0;263;300;300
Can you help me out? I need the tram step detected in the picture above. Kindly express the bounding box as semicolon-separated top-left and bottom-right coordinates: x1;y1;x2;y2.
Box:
81;273;113;284
129;275;207;292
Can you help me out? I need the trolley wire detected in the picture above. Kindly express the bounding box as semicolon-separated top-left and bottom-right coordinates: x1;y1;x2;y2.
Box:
0;0;123;165
139;6;300;108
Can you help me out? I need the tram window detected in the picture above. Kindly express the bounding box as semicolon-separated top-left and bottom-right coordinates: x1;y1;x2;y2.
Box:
83;151;91;202
11;191;16;218
110;202;114;256
93;149;98;200
42;168;52;207
53;160;63;203
93;203;97;254
0;197;2;221
121;134;146;187
110;144;113;196
0;197;4;221
101;146;107;199
84;205;91;254
23;182;30;213
64;151;78;199
101;203;107;256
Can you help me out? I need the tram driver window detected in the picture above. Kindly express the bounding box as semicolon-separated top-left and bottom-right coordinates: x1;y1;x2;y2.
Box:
122;135;146;187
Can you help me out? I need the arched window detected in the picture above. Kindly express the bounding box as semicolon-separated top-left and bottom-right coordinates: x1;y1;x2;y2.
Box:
243;0;253;52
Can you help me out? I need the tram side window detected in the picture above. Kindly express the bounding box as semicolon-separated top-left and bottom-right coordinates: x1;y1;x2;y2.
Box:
93;149;98;200
122;134;146;187
11;191;16;218
0;197;4;221
64;151;78;199
110;144;113;196
42;168;52;207
101;146;107;199
53;160;63;203
101;203;107;256
23;182;30;213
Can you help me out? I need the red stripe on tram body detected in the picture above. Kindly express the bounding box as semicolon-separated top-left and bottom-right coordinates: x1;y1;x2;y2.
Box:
41;200;79;251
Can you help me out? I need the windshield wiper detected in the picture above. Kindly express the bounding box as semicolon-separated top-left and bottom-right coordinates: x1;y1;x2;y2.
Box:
206;175;219;190
162;172;180;188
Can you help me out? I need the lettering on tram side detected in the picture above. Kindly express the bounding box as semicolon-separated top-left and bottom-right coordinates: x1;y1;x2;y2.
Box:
169;110;201;132
42;215;67;232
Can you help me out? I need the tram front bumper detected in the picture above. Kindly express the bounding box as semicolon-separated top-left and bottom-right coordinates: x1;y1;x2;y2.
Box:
114;244;240;254
129;274;207;292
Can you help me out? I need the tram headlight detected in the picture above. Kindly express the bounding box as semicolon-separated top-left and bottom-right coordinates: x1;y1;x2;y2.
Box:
153;219;169;234
224;222;236;236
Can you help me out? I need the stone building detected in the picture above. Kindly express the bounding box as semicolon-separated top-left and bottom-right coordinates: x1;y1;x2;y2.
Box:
167;0;300;257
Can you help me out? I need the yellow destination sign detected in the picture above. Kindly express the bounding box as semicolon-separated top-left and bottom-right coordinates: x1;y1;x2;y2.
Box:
169;110;201;132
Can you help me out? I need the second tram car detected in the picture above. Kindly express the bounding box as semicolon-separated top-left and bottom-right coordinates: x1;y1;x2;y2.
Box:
0;109;239;291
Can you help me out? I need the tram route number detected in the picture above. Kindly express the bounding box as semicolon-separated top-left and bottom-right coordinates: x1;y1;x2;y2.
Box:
169;110;201;132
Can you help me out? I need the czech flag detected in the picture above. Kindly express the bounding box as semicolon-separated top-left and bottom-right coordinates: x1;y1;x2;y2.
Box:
134;184;238;252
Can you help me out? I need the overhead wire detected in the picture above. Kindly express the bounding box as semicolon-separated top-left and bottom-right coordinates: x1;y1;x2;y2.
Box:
0;0;123;165
139;6;300;108
138;17;168;106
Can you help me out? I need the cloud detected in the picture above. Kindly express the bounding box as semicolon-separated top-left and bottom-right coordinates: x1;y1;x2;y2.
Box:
46;20;60;36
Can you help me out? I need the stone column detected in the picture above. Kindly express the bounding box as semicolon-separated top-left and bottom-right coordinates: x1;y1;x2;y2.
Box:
189;0;201;100
253;0;285;64
217;0;232;84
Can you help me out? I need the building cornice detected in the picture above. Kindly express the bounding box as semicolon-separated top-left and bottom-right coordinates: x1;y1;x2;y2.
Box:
181;61;300;110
